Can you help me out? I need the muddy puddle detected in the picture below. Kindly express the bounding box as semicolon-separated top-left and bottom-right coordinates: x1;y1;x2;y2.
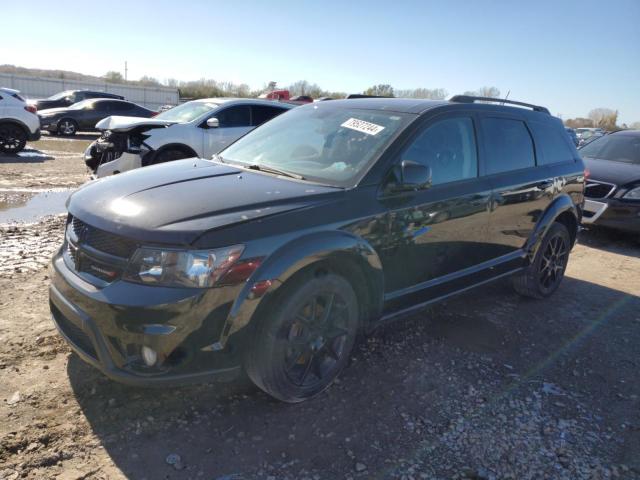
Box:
0;188;74;224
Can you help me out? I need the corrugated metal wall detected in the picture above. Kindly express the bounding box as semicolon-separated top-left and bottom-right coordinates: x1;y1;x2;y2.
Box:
0;73;179;109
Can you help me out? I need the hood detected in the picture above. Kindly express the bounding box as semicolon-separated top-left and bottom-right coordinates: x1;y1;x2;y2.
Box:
95;116;177;132
67;159;339;245
583;158;640;186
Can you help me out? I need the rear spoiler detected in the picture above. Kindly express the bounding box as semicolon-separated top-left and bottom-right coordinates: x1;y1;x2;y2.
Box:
450;95;550;114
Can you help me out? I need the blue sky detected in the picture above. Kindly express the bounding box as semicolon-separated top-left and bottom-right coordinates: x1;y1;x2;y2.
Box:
2;0;639;123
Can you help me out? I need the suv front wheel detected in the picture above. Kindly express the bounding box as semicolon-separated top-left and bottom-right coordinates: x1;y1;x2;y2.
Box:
245;272;359;403
513;222;571;299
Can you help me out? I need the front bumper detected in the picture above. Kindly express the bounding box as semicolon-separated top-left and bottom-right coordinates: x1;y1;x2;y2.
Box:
94;151;143;178
49;253;242;387
582;197;640;233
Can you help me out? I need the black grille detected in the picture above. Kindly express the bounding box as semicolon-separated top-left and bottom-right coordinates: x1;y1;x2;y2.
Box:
585;182;615;199
51;303;97;359
71;217;137;258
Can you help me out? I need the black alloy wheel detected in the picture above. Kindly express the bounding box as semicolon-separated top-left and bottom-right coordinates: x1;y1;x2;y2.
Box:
245;273;359;402
512;222;571;299
0;124;28;154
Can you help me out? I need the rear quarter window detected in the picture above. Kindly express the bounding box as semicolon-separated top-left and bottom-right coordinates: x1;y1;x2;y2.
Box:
481;117;536;175
530;121;576;165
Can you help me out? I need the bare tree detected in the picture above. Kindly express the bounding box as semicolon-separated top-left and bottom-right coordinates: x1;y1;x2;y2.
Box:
588;108;618;130
395;88;448;99
464;86;501;98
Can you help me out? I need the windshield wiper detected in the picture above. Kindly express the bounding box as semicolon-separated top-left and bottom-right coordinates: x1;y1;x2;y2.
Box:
246;164;305;180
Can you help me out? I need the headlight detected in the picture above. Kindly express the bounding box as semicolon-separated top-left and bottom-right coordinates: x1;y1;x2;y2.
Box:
123;245;245;288
623;186;640;200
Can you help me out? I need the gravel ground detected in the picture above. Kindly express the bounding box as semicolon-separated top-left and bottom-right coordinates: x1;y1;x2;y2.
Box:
0;137;639;479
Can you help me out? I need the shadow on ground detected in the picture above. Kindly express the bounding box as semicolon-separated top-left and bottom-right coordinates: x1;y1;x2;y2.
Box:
578;226;639;258
0;147;54;163
66;274;640;478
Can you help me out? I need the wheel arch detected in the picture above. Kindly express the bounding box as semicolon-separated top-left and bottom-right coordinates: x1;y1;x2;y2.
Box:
217;231;384;350
0;119;29;134
527;193;579;261
145;143;199;165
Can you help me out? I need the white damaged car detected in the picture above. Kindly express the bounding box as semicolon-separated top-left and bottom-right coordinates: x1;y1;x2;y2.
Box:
85;98;294;177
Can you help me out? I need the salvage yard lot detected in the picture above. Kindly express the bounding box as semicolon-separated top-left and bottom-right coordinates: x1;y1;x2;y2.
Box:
0;137;639;479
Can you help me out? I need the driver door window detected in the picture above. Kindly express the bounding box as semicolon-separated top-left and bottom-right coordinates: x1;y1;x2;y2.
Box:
203;105;252;158
403;117;478;185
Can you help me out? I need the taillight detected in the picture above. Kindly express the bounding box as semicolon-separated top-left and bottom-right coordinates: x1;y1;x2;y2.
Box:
150;111;158;117
584;168;590;180
25;105;37;114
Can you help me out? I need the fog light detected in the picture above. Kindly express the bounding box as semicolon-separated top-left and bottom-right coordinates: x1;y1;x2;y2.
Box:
141;346;158;366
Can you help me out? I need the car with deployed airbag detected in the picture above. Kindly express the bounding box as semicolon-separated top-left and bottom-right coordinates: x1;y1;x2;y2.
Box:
50;96;585;402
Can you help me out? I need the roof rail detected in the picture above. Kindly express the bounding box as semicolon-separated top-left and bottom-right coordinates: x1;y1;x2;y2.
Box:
450;95;550;114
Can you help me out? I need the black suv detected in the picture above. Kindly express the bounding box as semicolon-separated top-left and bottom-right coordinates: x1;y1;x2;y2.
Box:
32;90;125;110
49;96;585;402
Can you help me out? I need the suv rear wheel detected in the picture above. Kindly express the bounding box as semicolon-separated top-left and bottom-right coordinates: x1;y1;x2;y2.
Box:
0;123;28;154
512;222;571;299
245;273;359;403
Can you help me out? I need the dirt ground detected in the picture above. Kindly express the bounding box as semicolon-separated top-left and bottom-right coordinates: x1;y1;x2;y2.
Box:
0;137;639;480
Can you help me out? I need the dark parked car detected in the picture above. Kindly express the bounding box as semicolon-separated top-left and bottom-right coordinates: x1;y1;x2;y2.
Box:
39;99;156;135
30;90;124;110
49;96;585;402
565;127;579;146
580;130;640;233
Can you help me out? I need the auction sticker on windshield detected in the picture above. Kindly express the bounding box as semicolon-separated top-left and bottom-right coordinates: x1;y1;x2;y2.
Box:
341;118;385;136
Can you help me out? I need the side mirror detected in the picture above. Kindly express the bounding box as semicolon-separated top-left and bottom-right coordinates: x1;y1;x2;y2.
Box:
206;117;220;128
387;160;432;194
64;97;73;104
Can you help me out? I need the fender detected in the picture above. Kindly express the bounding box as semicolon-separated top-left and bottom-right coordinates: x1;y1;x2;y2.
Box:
0;119;30;134
213;230;384;350
526;193;578;262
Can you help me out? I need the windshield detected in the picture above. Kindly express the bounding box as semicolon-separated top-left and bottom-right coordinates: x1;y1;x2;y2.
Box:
580;134;640;164
47;90;74;101
221;104;413;186
156;101;217;122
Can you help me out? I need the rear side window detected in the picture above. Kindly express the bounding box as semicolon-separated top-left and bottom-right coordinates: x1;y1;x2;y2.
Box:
481;118;535;174
217;106;251;127
252;106;286;126
530;121;575;165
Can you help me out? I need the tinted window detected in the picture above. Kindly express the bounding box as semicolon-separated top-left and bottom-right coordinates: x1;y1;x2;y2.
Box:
114;102;134;112
252;106;286;126
217;106;251;127
92;101;109;111
403;117;478;185
531;121;575;165
580;134;640;164
482;118;535;174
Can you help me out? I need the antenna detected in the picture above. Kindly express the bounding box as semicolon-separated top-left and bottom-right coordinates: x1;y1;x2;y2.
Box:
124;61;128;81
502;90;510;104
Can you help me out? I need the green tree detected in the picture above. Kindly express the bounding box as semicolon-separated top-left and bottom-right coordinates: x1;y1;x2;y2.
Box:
364;84;395;97
103;71;124;83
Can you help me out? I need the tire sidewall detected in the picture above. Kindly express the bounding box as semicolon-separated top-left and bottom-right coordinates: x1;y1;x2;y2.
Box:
246;273;359;403
532;222;571;297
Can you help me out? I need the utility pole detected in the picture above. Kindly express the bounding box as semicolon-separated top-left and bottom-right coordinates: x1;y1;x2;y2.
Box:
124;61;128;81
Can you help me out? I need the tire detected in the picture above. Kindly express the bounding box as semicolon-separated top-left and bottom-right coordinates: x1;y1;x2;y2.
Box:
245;273;359;403
0;123;28;154
152;148;192;164
57;119;78;136
512;222;571;299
